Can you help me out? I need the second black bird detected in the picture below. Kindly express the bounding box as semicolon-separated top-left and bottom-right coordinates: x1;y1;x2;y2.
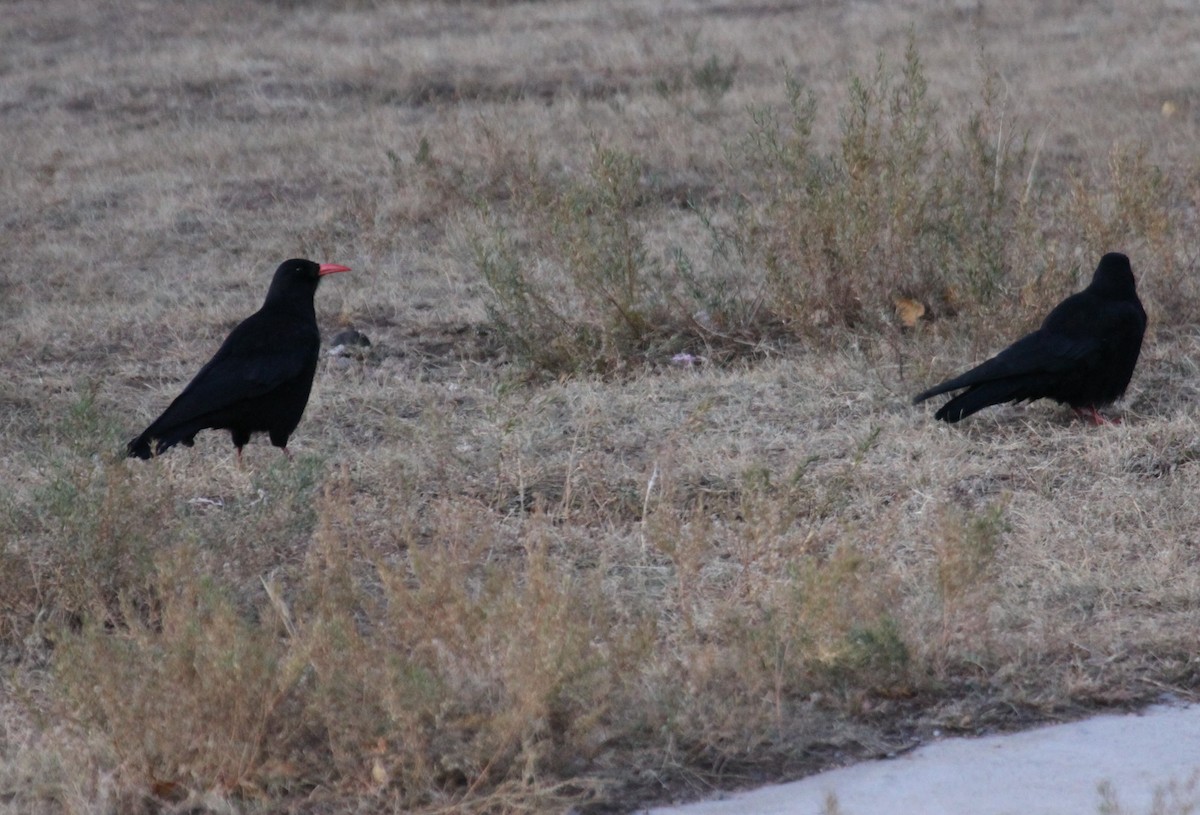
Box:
127;258;351;460
913;253;1146;424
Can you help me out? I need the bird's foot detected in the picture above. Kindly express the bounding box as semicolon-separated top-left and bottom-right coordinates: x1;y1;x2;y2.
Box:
281;446;294;461
1074;406;1120;426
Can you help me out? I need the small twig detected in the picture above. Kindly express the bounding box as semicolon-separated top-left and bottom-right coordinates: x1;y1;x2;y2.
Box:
1023;127;1047;208
686;311;776;354
639;462;660;554
1139;677;1200;702
260;573;296;639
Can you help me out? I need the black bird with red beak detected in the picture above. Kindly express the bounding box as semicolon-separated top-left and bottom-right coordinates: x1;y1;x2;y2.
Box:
128;258;351;461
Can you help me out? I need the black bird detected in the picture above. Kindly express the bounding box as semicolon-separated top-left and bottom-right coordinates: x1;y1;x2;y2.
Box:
128;258;351;461
913;253;1146;424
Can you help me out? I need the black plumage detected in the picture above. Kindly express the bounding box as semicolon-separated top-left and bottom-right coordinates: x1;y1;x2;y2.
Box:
913;253;1146;424
127;258;350;460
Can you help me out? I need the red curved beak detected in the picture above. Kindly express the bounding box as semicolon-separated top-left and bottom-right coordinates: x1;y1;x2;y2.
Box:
318;263;351;276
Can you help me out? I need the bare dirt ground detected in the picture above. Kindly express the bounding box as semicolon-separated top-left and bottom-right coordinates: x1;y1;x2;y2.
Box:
4;1;1200;813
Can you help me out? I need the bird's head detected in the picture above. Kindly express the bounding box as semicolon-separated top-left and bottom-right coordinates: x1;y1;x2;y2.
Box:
1090;253;1137;300
263;258;351;309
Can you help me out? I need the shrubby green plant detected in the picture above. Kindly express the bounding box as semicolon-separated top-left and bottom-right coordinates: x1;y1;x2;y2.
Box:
473;144;682;374
739;37;1037;332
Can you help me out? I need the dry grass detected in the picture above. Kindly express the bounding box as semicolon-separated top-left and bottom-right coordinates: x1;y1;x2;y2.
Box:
5;1;1200;812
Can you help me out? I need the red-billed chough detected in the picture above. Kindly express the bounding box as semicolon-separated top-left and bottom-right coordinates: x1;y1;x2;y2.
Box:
127;258;351;460
913;252;1146;424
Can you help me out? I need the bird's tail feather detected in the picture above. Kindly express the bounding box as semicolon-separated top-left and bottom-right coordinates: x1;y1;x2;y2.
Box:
126;421;200;459
913;380;960;405
126;434;154;460
933;380;1027;423
913;362;1014;405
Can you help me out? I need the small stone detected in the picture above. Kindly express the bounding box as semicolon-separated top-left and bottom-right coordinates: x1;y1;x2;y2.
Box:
328;329;372;358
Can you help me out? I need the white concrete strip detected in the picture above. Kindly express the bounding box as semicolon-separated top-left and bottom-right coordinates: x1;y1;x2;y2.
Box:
646;704;1200;815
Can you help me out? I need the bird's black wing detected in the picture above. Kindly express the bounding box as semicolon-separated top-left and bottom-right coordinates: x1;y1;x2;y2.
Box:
913;331;1107;422
913;330;1101;404
130;312;317;453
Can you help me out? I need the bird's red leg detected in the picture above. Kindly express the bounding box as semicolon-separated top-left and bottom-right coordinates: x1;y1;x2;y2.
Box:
1076;406;1120;426
281;446;294;461
236;447;245;467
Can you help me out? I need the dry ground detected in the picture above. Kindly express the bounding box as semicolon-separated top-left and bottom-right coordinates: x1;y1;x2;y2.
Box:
4;1;1200;813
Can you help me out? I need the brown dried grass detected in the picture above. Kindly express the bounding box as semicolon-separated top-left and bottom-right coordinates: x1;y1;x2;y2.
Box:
4;1;1200;812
